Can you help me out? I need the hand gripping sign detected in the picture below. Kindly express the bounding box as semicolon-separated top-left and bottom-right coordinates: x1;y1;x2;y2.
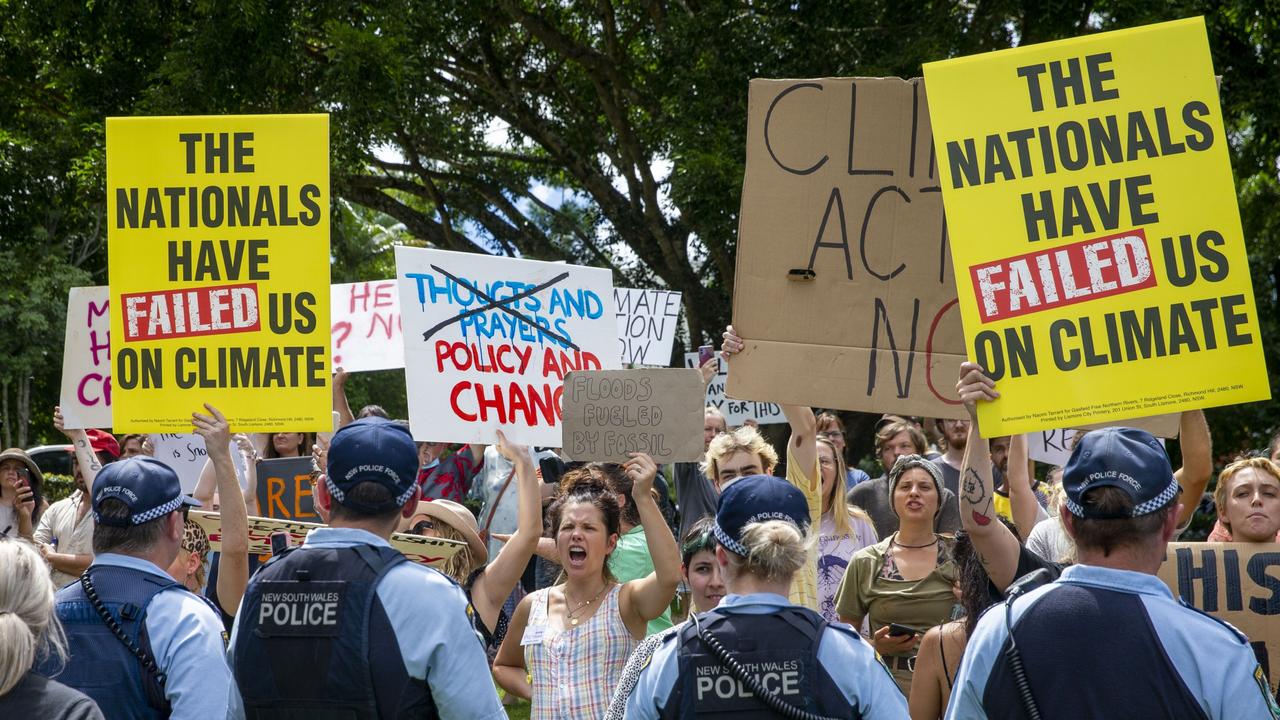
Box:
395;246;619;446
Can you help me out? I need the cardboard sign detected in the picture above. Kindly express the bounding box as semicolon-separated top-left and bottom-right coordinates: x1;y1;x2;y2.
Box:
255;457;317;521
59;286;113;429
106;114;331;432
189;510;464;569
1159;542;1280;693
728;78;967;419
924;18;1270;435
683;352;785;426
395;246;619;446
150;433;249;494
615;288;682;366
331;280;403;372
562;369;704;463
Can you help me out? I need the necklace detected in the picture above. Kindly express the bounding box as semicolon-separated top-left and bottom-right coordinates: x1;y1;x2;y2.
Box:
564;583;609;627
892;534;939;549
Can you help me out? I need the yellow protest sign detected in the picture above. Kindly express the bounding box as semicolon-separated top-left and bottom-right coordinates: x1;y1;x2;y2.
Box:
924;18;1270;435
107;115;331;432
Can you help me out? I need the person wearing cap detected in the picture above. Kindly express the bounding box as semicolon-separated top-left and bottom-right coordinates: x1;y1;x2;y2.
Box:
948;361;1278;719
228;417;504;719
836;454;960;696
0;447;45;540
624;474;908;719
401;429;539;658
33;455;231;719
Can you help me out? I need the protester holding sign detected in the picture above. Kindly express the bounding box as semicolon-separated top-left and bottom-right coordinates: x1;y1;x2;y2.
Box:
949;371;1275;718
815;436;878;623
402;429;538;658
190;404;251;619
37;408;103;588
492;455;680;720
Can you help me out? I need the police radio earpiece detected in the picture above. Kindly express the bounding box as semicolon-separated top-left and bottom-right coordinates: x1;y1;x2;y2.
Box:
1003;568;1052;720
690;612;845;720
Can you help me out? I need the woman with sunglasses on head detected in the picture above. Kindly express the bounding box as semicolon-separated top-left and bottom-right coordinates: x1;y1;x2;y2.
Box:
493;452;680;720
400;429;539;658
603;517;726;720
836;454;959;697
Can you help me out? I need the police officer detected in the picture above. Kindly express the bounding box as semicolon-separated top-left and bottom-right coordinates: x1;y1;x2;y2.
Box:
34;456;232;718
626;474;908;719
227;417;504;719
946;424;1280;720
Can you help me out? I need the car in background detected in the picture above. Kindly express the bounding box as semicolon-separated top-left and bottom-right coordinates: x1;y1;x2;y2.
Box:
26;444;74;477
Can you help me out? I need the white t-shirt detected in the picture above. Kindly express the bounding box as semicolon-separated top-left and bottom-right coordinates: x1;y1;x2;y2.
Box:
0;503;17;538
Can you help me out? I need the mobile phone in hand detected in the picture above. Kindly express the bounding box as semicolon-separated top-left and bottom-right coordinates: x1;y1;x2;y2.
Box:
887;623;922;638
697;344;715;367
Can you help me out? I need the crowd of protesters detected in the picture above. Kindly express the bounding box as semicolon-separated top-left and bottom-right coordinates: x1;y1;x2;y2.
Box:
0;325;1278;719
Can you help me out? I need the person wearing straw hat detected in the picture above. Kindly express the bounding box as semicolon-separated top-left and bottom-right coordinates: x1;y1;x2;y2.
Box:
402;430;541;658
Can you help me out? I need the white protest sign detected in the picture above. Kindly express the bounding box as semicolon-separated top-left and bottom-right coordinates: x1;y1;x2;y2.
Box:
615;288;682;366
1028;427;1166;467
683;352;785;426
58;287;112;429
330;280;403;372
150;433;249;494
396;246;619;446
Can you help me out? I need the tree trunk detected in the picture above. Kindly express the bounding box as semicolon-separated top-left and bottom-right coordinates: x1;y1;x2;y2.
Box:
0;379;10;448
17;376;29;448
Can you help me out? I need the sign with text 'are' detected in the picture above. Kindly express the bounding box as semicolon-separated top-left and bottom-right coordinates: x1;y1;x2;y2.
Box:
107;114;331;432
925;18;1269;435
255;457;317;521
729;78;967;420
395;246;619;446
562;369;704;463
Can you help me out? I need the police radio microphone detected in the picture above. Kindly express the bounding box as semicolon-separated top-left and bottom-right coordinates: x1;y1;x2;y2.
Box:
690;612;845;720
1003;568;1052;720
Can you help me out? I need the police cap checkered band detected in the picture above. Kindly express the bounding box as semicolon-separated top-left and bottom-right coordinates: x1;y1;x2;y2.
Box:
91;457;200;527
1063;427;1178;519
325;417;419;513
714;474;810;556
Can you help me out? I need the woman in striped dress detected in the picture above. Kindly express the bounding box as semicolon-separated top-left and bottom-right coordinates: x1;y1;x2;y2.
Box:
493;452;680;720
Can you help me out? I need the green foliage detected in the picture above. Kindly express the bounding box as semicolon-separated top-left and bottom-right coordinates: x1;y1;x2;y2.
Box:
42;473;75;503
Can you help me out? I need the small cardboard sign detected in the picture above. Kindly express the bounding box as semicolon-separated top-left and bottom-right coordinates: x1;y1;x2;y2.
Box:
58;286;113;429
189;510;464;569
330;279;403;372
561;369;705;463
255;457;318;521
682;353;785;426
615;288;682;367
1159;542;1280;694
729;78;967;420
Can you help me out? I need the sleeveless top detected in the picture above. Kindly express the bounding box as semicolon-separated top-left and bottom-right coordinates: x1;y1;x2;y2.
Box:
524;584;636;720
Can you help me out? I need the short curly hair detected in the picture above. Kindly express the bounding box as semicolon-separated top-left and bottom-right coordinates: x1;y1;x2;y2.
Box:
702;426;778;487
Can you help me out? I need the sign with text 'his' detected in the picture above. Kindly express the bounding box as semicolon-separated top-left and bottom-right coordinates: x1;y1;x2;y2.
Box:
59;287;112;429
615;288;682;366
924;18;1269;435
562;369;704;463
190;511;463;569
330;279;402;372
1159;542;1280;694
729;78;967;419
255;457;317;521
395;246;619;446
684;353;785;426
107;114;331;432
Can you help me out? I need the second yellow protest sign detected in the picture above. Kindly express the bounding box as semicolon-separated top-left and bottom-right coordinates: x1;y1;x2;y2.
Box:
107;115;331;432
924;18;1270;435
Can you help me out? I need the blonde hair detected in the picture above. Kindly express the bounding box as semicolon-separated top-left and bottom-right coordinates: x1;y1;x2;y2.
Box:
428;521;479;584
702;426;778;483
723;520;815;584
1214;457;1280;535
0;540;66;694
816;437;871;537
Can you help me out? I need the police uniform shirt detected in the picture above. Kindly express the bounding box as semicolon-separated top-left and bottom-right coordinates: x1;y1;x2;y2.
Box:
946;564;1280;720
91;553;234;718
225;527;506;720
624;593;909;719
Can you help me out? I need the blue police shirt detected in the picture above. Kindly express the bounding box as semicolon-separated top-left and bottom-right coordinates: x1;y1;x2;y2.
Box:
91;553;233;719
624;592;908;719
946;563;1280;720
225;527;505;720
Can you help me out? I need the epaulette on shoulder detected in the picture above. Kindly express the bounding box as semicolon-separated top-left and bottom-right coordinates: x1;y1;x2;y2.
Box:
1177;598;1249;644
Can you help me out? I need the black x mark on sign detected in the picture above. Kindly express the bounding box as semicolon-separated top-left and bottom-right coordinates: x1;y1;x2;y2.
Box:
419;264;579;350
